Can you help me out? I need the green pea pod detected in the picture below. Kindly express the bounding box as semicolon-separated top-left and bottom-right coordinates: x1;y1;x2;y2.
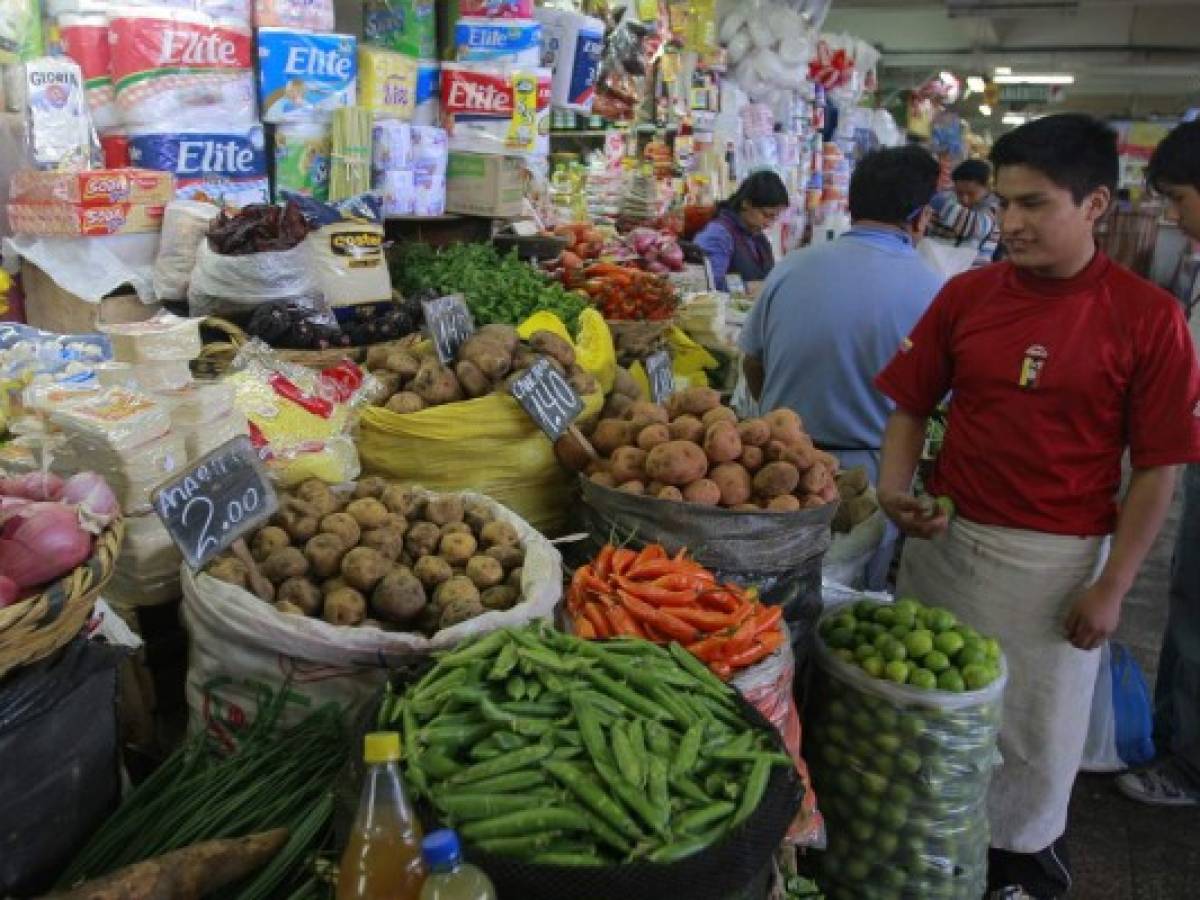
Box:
534;668;566;694
500;700;566;718
436;792;551;822
645;720;672;758
462;770;549;793
628;719;647;771
542;760;642;844
532;852;607;866
490;731;528;752
706;749;794;767
460;807;592;842
525;679;543;701
412;664;467;704
442;630;511;668
517;646;581;675
667;642;738;702
599;762;670;837
676;800;735;834
551;745;584;761
578;690;625;719
584;668;668;721
471;832;564;857
647;756;669;818
569;694;615;772
610;721;643;789
671;773;712;804
422;747;464;778
730;757;772;830
421;722;494;751
451;742;554;785
401;701;421;763
489;642;519;681
479;696;553;738
505;674;528;702
647;825;727;863
672;722;704;777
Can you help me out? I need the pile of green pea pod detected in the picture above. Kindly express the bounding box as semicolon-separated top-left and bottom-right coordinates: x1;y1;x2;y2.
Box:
377;623;795;865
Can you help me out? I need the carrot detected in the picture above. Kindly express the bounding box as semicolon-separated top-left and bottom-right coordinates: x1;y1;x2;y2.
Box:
722;614;759;656
634;544;668;566
595;544;615;580
752;604;783;636
606;602;645;638
575;617;597;639
685;634;732;663
611;548;638;576
614;575;699;607
617;590;700;643
710;660;734;680
725;628;784;668
626;558;679;580
698;590;739;613
669;606;739;631
582;601;612;639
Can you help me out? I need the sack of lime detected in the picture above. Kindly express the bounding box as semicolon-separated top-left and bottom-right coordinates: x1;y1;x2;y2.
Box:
808;598;1007;900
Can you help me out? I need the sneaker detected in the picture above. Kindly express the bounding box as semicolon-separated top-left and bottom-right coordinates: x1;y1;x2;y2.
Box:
989;887;1037;900
1115;759;1200;807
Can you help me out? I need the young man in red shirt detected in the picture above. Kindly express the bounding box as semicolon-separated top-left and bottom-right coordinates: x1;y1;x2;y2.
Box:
875;114;1200;899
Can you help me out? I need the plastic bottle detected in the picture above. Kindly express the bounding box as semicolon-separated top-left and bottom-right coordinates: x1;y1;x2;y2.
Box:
418;830;497;900
337;732;425;900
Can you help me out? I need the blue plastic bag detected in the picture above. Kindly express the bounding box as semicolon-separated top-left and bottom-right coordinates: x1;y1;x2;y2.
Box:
1080;641;1156;772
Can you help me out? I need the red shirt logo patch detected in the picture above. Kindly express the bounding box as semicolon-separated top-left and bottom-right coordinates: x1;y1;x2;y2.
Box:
1019;344;1048;389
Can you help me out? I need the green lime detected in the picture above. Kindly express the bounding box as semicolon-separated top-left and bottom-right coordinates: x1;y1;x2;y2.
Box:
855;642;878;662
884;660;910;683
873;632;893;651
887;783;915;807
933;631;965;656
874;831;901;860
896;597;922;614
845;858;872;881
956;641;988;668
851;709;876;734
861;771;889;795
927;609;958;633
826;698;849;722
824;723;850;747
882;639;908;663
854;600;880;620
892;606;917;629
984;637;1002;661
908;667;938;690
890;623;912;641
871;752;896;777
904;629;935;658
922;650;951;673
834;612;858;631
896;749;923;775
820;744;843;767
828;626;856;649
880;865;908;890
962;664;993;690
857;794;881;820
937;668;966;692
862;622;886;640
874;705;899;730
860;656;885;678
877;803;908;831
875;732;902;754
849;818;875;843
898;714;926;740
874;606;897;626
834;769;858;796
834;648;856;664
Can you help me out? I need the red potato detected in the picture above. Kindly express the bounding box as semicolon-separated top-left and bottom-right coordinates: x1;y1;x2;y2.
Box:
668;415;706;444
657;486;684;501
637;424;671;452
768;495;802;512
737;419;771;447
701;406;738;428
683;479;722;506
645;441;709;486
754;461;801;498
710;463;753;507
739;445;765;472
610;447;648;484
626;401;670;432
592;419;633;455
802;463;833;494
669;386;721;417
703;421;743;465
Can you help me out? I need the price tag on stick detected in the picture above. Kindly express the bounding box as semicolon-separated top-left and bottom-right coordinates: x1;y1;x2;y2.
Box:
510;358;586;442
644;350;675;404
422;294;475;364
152;436;278;572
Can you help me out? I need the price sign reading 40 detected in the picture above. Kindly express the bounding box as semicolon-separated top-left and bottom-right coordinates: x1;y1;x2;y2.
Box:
644;350;675;404
152;435;278;571
422;294;475;364
510;357;585;442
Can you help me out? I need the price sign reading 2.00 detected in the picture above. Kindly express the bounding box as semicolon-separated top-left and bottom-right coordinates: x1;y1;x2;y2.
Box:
510;358;584;441
152;435;279;570
422;294;475;364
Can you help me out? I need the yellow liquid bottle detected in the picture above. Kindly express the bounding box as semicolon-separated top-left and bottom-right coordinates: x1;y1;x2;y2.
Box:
337;732;426;900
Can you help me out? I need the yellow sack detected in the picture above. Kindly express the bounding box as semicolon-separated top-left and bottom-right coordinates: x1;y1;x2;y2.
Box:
666;326;718;379
517;311;572;345
517;309;617;395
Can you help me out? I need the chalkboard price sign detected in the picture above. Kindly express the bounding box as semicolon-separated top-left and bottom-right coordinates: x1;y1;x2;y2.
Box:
645;350;675;404
509;358;584;441
422;294;475;363
152;435;279;570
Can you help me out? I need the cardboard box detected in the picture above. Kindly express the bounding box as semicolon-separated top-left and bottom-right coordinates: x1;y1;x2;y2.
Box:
9;168;174;207
8;202;165;237
20;260;160;334
445;152;525;218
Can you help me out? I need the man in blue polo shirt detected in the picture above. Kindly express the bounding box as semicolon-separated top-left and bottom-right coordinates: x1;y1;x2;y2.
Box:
740;145;944;586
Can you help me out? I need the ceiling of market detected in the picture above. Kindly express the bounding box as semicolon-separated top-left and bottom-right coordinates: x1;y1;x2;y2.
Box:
822;0;1200;126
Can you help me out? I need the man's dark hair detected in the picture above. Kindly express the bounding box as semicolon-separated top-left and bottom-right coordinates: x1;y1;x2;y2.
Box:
724;170;790;212
990;113;1118;203
849;146;940;224
1146;120;1200;192
952;159;991;186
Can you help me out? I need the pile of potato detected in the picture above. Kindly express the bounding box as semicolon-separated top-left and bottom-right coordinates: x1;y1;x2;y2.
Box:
832;467;879;533
204;479;527;635
364;324;599;413
557;385;841;511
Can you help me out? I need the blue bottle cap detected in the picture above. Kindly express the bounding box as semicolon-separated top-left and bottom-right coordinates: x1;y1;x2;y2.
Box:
422;829;462;869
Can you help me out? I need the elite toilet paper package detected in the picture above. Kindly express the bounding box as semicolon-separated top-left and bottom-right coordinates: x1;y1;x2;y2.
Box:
440;62;550;157
454;18;541;66
536;7;604;112
128;125;269;207
55;12;117;128
258;28;357;123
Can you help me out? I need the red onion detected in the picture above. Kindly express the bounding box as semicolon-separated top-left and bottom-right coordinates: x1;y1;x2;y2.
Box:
0;502;93;589
0;472;64;501
61;472;120;533
0;575;18;609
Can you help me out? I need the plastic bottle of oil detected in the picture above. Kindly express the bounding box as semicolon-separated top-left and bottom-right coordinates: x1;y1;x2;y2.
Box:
337;732;425;900
418;830;496;900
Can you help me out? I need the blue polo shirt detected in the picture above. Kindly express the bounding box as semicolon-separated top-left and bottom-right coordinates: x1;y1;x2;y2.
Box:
739;226;944;457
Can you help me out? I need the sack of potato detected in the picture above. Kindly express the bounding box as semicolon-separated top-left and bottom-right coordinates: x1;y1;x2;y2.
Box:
180;480;562;734
825;468;887;589
357;315;611;535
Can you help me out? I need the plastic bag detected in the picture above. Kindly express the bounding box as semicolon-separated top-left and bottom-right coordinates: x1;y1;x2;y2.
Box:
180;488;562;736
824;506;886;588
807;600;1007;899
152;199;221;301
188;239;323;318
1080;641;1156;773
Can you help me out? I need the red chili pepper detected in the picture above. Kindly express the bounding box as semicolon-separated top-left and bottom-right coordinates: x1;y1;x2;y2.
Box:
268;372;334;419
725;628;784;668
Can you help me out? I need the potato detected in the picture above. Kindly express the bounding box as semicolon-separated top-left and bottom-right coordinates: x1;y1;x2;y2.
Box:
737;419;771;448
322;576;348;596
361;526;406;562
683;478;721;505
814;450;840;474
645;440;709;486
251;526;290;561
511;345;539;373
460;335;513;380
506;567;523;590
481;585;520;611
207;556;248;590
529;330;576;368
261;547;309;583
646;480;664;496
372;372;403;399
365;344;393;370
372;570;427;624
555;431;594;473
819;481;841;505
703;421;743;464
381;485;423;518
766;440;816;471
405;521;441;558
626;401;669;431
434;575;481;609
425;495;465;526
846;494;877;527
380;513;408;533
414;555;454;589
442;522;472;537
441;596;486;629
740;445;765;473
341;547;390;592
768;494;802;512
670;386;720;417
354;477;389;500
838;466;870;499
592;419;633;456
802;464;833;494
658;485;683;501
590;471;618;488
476;324;520;353
668;415;706;444
618;480;646;495
710;463;753;507
412;359;464;406
609;446;648;484
384;350;421;378
702;406;738;428
612;366;641;400
464;501;495;532
480;520;520;549
764;408;806;444
275;600;305;616
637;423;671;452
386;392;426;415
602;392;635;419
455;360;491;398
465;555;505;589
485;544;524;570
305;533;348;579
440;531;478;566
347;499;389;532
753;461;801;499
293;480;340;517
319;512;361;550
276;497;320;544
323;587;366;627
569;371;600;396
277;577;322;615
801;494;829;510
415;604;443;635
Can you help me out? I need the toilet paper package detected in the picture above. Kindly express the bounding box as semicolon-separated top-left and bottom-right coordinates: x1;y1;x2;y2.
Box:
362;0;436;60
412;165;445;216
372;118;412;171
376;168;415;215
440;62;550;157
359;45;418;119
535;7;604;112
272;121;331;200
412;59;440;125
454;18;541;66
55;12;117;128
456;0;534;18
254;0;334;32
410;124;447;171
128;124;270;207
258;28;357;123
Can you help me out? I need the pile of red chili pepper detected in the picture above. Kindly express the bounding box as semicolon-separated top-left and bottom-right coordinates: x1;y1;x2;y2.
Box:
554;262;677;322
566;543;785;680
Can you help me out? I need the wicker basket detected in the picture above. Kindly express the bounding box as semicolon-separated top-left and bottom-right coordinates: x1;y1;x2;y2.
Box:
195;316;370;378
0;517;124;679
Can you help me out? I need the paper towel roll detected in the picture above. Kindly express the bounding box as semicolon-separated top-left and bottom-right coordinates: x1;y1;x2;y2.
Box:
377;169;416;216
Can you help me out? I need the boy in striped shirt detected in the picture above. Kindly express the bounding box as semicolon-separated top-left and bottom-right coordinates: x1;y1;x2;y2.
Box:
928;158;1003;268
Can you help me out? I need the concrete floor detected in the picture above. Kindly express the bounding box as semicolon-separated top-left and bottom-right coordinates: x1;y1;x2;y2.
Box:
1066;490;1200;898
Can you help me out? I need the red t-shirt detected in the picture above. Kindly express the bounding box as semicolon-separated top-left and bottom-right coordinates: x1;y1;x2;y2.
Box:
876;252;1200;536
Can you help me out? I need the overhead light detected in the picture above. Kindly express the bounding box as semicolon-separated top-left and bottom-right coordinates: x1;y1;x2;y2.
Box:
967;76;987;93
979;104;993;117
993;73;1074;85
994;66;1012;75
1002;113;1028;125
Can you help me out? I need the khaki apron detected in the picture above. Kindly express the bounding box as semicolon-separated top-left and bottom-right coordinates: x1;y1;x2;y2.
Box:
898;517;1108;853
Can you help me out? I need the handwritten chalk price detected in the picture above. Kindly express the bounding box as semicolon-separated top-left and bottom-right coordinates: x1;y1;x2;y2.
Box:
422;294;475;364
152;436;278;570
644;350;675;404
509;358;584;441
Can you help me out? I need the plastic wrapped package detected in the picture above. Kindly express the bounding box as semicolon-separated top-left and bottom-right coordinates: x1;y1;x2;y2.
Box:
111;511;182;580
101;313;203;363
128;359;194;392
48;386;171;452
372;118;412;171
257;28;357;124
454;18;541;66
362;0;437;60
188;232;324;319
272;121;331;202
53;428;187;513
807;602;1007;900
535;7;604;112
294;194;390;308
21;57;96;170
254;0;335;31
54;12;117;129
457;0;534;17
440;63;551;157
128;125;269;208
159;381;250;457
359;46;418;119
152;199;222;301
